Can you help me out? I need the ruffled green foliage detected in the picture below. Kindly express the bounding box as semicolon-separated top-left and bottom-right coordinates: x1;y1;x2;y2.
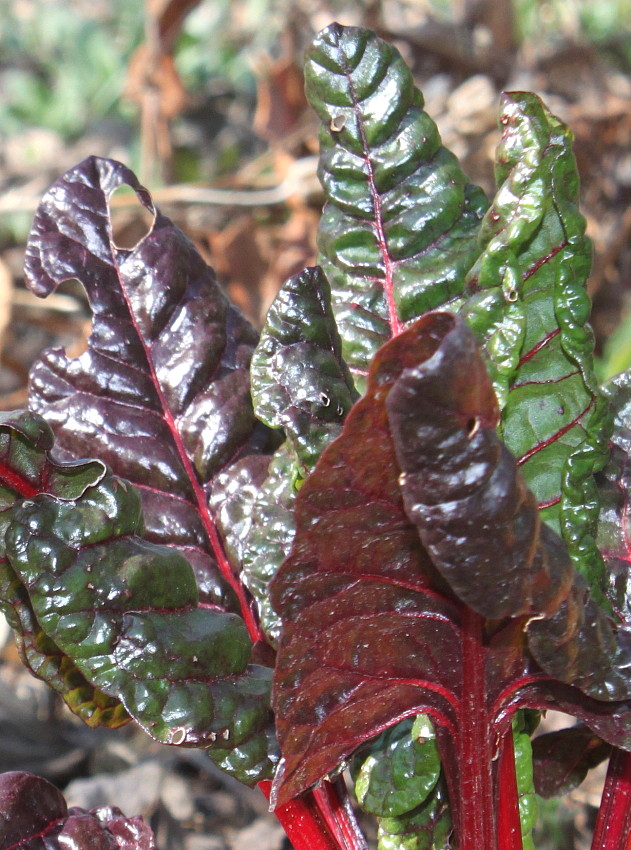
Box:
461;92;611;601
513;715;537;850
596;374;631;624
305;24;487;391
352;716;440;817
375;782;452;850
351;716;449;850
217;267;357;643
0;412;277;785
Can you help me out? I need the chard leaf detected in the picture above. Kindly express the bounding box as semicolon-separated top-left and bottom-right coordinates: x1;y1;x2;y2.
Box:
376;780;452;850
250;266;357;477
512;716;537;850
461;92;611;601
597;373;631;625
216;267;357;643
351;716;440;818
305;24;487;390
0;771;155;850
0;474;276;775
24;157;275;631
531;724;611;798
0;409;105;505
0;410;125;727
270;312;631;835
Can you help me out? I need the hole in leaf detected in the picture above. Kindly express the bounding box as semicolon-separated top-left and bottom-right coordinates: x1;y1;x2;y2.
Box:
466;417;480;438
108;185;155;250
320;392;331;407
330;114;346;132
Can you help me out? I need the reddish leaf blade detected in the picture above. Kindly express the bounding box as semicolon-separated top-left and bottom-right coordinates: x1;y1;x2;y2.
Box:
0;772;155;850
24;157;274;634
271;313;631;845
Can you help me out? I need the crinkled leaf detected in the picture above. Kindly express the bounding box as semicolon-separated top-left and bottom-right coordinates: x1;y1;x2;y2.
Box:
461;92;611;601
0;470;277;782
386;314;630;699
251;266;357;475
0;558;129;729
0;771;155;850
0;409;105;506
512;715;537;850
270;313;631;830
24;156;276;621
351;715;440;818
375;779;451;850
305;24;487;391
216;268;357;643
597;372;631;625
531;724;612;799
0;409;125;726
216;446;297;645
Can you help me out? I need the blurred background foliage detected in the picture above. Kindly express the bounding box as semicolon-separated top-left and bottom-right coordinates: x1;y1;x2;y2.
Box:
0;2;630;848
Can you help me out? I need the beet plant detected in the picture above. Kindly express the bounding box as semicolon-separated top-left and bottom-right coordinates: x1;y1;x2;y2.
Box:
0;22;630;850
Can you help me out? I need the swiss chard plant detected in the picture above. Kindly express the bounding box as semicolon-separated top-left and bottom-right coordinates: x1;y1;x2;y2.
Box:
0;22;630;850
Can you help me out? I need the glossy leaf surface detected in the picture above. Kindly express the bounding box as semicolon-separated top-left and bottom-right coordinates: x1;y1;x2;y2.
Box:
351;716;440;818
597;373;631;626
251;266;356;476
0;474;275;766
375;780;451;850
0;771;155;850
305;24;487;390
461;92;610;600
0;410;126;727
271;313;631;841
217;267;357;642
24;156;274;632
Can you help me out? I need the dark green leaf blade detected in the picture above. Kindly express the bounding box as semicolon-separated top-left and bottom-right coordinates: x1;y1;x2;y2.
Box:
216;267;357;643
375;780;452;850
306;24;487;390
0;473;277;782
461;92;611;601
251;266;357;476
351;716;440;818
596;373;631;625
0;410;105;506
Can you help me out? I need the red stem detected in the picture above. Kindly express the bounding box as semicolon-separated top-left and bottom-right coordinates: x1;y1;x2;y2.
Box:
591;748;631;850
456;609;498;850
258;781;345;850
497;728;524;850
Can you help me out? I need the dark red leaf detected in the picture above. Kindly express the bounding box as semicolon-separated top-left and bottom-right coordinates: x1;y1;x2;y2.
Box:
270;312;631;845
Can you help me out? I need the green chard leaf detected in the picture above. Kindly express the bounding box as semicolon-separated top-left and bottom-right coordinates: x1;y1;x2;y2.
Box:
305;24;487;391
512;715;537;850
597;373;631;625
351;715;441;818
0;412;277;784
215;267;356;643
460;92;611;602
375;781;452;850
0;411;125;728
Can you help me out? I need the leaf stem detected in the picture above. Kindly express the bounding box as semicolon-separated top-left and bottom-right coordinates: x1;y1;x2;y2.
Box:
258;781;345;850
497;727;524;850
591;747;631;850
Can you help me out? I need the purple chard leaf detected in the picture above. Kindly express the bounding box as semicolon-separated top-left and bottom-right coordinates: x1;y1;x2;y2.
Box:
0;771;155;850
24;157;277;639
